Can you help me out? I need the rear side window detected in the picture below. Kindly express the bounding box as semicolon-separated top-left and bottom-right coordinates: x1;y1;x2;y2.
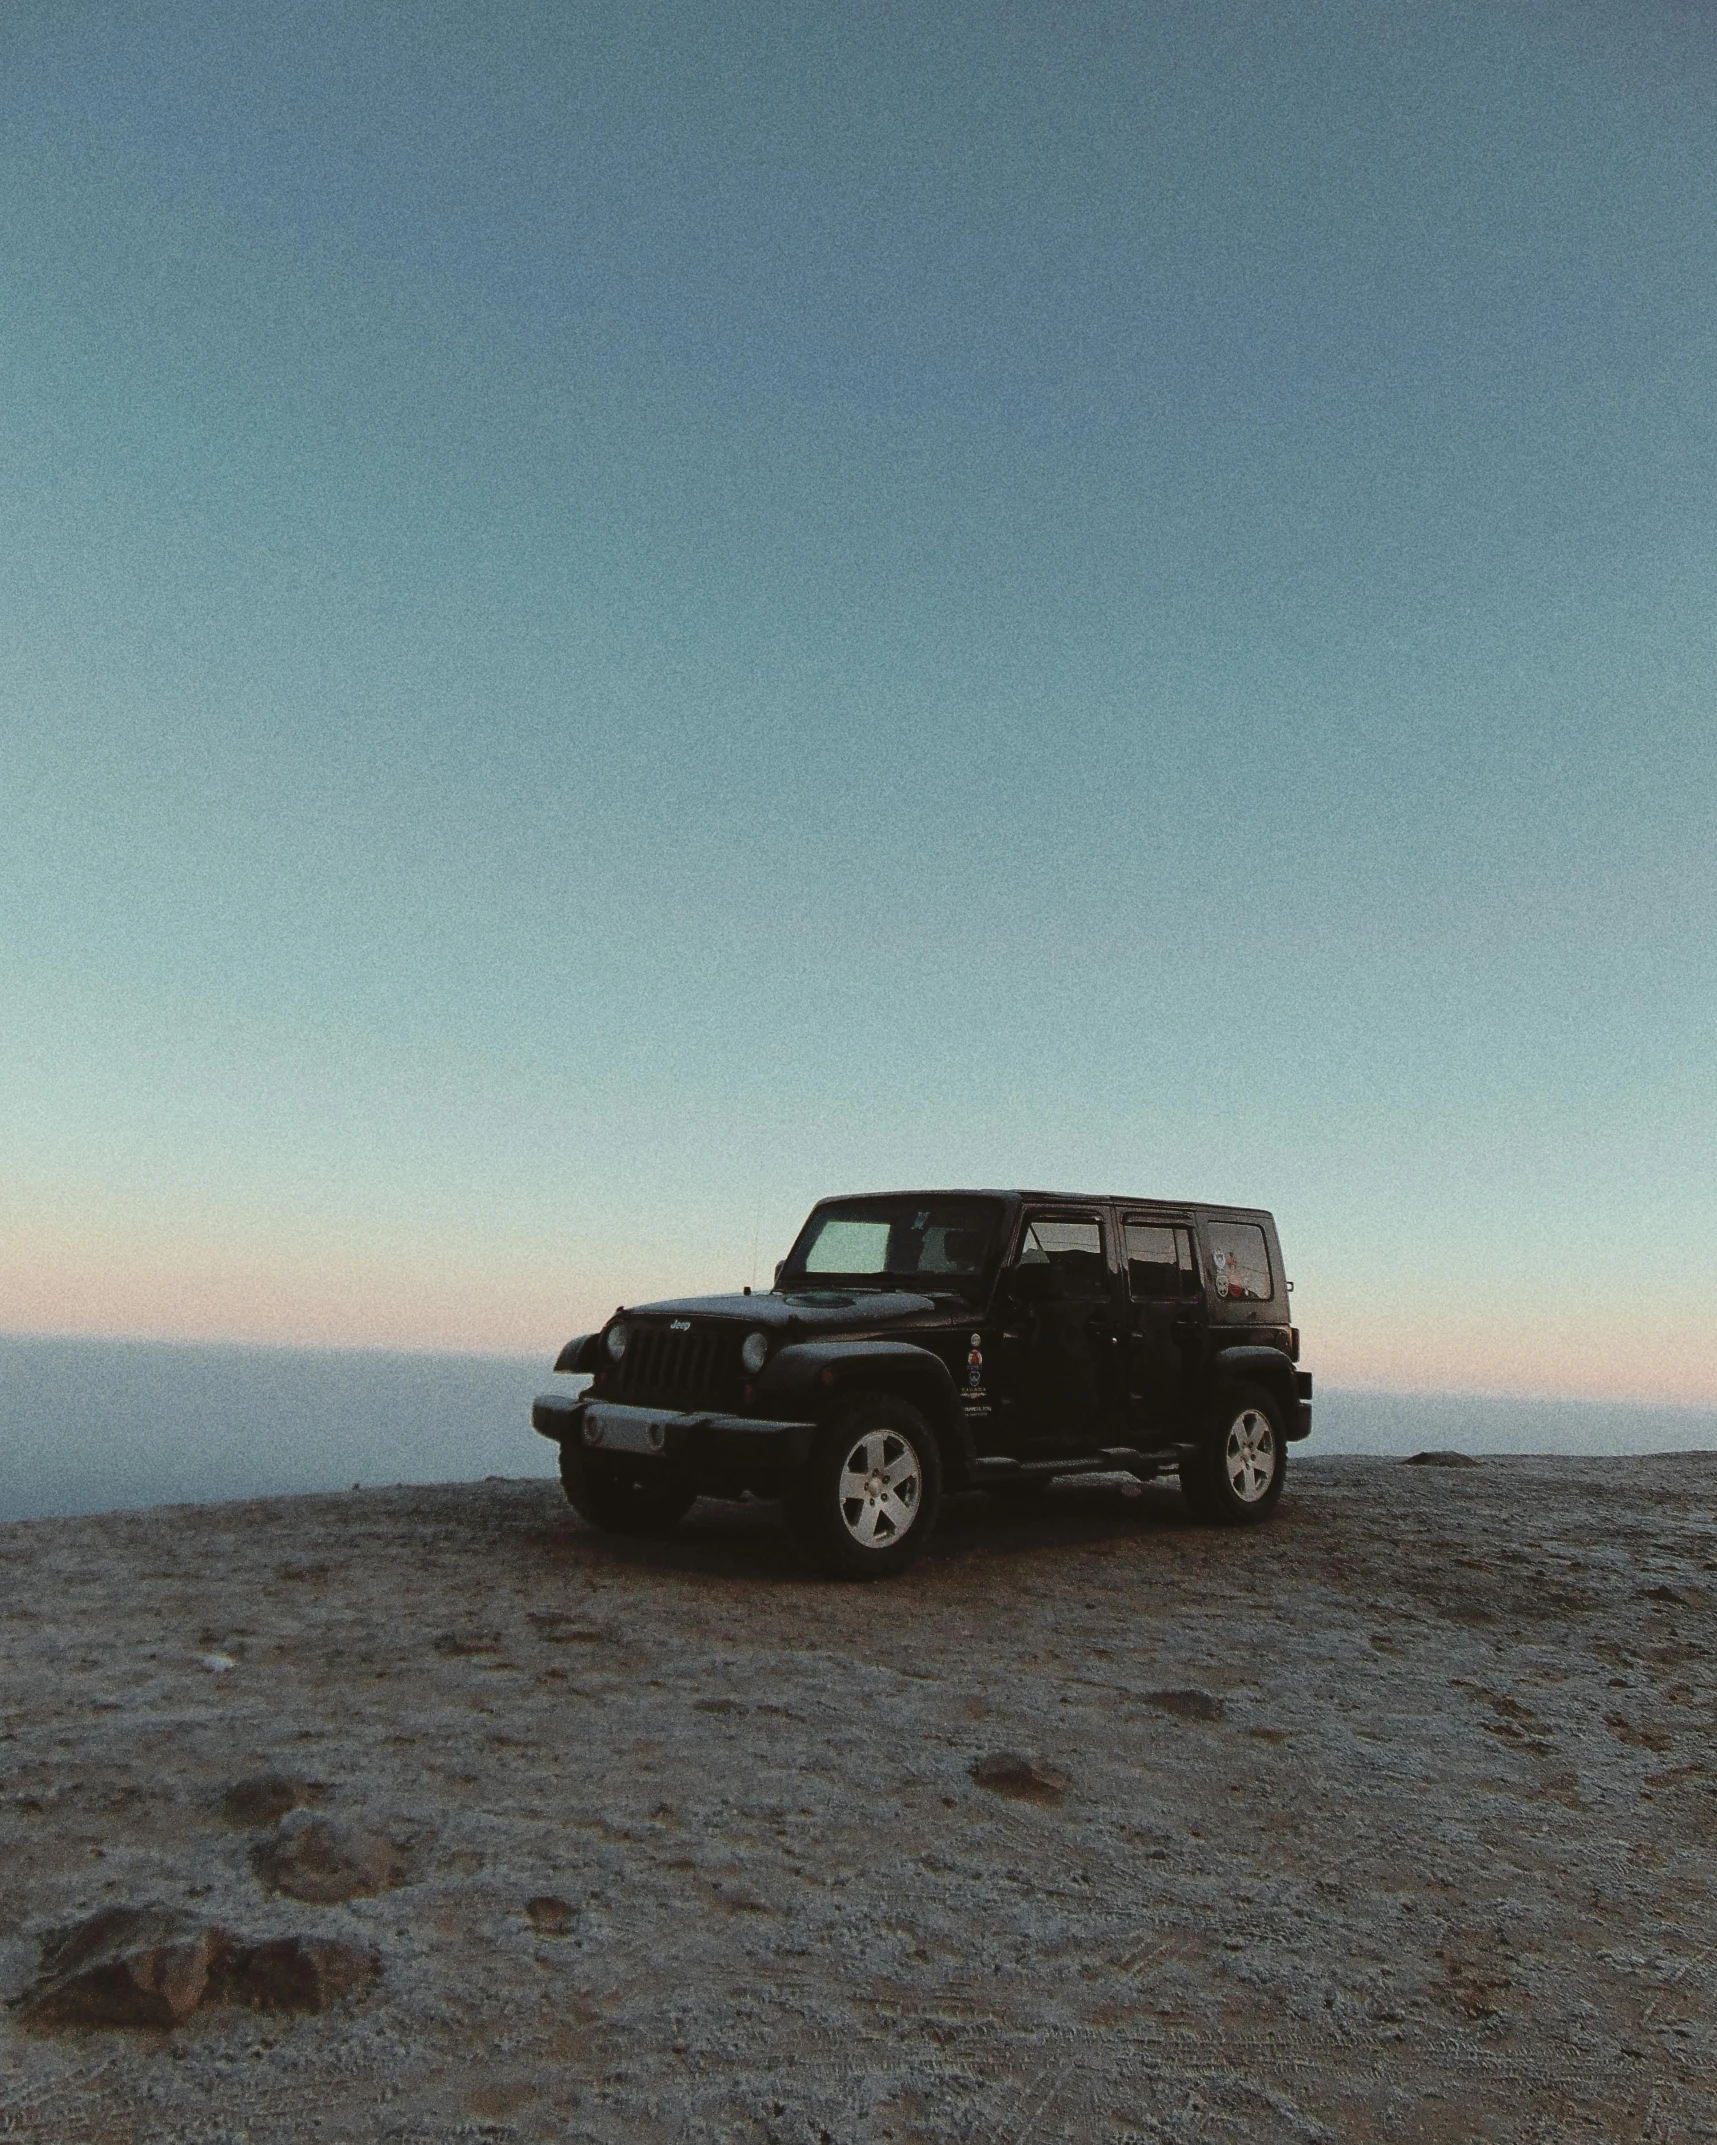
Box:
1125;1222;1198;1298
1206;1221;1273;1303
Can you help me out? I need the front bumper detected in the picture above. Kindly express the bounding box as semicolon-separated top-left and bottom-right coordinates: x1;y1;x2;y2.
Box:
531;1395;817;1475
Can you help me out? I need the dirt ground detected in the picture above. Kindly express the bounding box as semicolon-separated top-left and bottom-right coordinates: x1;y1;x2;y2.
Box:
1;1455;1712;2143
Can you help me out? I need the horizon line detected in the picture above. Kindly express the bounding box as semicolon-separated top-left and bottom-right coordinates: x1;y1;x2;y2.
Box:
3;1326;1714;1416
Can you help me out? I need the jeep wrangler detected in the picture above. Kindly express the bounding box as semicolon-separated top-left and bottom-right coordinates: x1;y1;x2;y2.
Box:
532;1190;1311;1577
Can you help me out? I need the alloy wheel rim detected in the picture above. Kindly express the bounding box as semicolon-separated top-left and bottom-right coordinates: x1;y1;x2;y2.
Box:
839;1429;923;1547
1224;1408;1277;1503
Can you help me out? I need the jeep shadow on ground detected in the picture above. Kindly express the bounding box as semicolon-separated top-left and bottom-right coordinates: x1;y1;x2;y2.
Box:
524;1471;1305;1588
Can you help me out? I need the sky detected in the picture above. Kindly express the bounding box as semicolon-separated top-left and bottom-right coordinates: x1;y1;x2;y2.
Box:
2;0;1713;1403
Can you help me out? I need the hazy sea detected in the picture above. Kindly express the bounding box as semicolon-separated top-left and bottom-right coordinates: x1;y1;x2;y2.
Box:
2;1334;1714;1524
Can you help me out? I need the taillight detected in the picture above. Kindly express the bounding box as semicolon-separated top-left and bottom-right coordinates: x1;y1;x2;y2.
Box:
1289;1327;1300;1362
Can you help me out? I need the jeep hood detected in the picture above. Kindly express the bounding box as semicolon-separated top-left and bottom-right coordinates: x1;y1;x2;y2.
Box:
625;1290;937;1332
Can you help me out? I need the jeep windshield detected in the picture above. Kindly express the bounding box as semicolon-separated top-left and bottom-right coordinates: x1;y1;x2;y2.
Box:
779;1196;1004;1295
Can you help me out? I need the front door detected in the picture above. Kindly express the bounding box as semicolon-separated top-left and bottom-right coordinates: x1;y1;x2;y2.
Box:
1122;1216;1204;1441
993;1210;1122;1452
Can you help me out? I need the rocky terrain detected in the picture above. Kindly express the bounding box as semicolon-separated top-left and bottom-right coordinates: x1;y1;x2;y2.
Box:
0;1455;1712;2143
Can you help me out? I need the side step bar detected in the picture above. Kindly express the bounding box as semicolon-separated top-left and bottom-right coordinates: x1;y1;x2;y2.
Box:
968;1445;1193;1485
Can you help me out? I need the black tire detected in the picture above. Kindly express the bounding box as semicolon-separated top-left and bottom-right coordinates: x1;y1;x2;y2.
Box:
788;1391;943;1579
557;1442;697;1536
1180;1383;1286;1526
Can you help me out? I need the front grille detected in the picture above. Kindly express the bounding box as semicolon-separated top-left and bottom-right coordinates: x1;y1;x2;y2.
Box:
612;1323;742;1412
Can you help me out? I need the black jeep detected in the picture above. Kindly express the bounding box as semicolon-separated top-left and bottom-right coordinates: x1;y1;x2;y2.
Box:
532;1189;1311;1577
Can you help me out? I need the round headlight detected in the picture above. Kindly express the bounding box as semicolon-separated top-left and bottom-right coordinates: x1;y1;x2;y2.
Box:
605;1322;629;1362
741;1330;769;1374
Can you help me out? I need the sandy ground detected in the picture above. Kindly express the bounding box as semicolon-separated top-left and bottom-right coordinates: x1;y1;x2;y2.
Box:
1;1455;1712;2143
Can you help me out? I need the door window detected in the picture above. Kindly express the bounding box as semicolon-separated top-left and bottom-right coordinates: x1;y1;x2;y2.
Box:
1125;1222;1198;1298
1206;1221;1273;1302
1015;1216;1106;1288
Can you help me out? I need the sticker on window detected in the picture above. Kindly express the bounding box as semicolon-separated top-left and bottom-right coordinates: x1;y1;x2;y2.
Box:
1206;1222;1272;1302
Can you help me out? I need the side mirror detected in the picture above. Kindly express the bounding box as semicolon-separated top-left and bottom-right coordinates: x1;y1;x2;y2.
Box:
1007;1263;1057;1304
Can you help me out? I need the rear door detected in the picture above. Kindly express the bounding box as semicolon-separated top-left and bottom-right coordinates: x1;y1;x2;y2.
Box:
992;1206;1124;1452
1121;1215;1204;1441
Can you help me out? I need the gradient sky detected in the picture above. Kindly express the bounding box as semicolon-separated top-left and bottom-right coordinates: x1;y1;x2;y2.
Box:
3;1;1714;1401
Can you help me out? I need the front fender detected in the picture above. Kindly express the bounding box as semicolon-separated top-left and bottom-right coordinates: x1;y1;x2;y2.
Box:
756;1340;960;1425
553;1333;603;1374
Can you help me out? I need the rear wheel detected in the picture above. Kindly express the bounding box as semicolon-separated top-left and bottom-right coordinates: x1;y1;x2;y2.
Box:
558;1442;697;1535
789;1392;942;1578
1180;1383;1285;1525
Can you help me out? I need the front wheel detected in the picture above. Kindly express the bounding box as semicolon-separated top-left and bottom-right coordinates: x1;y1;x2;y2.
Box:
788;1393;943;1579
558;1443;697;1536
1180;1383;1286;1526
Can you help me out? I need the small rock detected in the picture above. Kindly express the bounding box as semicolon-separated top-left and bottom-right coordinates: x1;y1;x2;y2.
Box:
968;1752;1069;1806
1605;1713;1672;1753
525;1613;611;1645
1404;1451;1481;1468
524;1896;576;1935
1638;1584;1687;1606
211;1936;380;2012
197;1653;238;1673
1147;1689;1225;1722
251;1811;404;1904
11;1906;228;2030
220;1774;328;1830
431;1631;501;1657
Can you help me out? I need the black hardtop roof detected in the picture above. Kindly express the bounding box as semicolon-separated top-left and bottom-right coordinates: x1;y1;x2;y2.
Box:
812;1189;1275;1222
